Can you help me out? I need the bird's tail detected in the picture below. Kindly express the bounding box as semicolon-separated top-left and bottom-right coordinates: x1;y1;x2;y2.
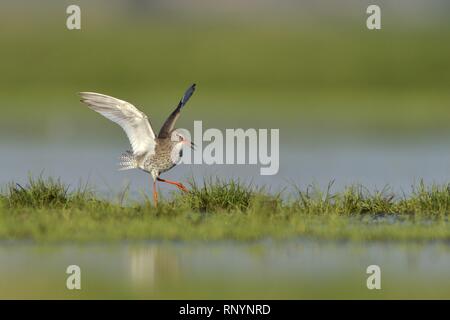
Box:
119;151;138;171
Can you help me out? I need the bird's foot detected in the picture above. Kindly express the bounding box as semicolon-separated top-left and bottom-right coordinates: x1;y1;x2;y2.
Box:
176;183;189;193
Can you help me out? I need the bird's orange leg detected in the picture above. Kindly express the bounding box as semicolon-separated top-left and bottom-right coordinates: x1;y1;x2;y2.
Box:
153;180;158;207
157;178;189;192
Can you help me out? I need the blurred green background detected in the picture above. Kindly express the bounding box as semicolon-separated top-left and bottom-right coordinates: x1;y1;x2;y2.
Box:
1;0;450;144
2;0;450;300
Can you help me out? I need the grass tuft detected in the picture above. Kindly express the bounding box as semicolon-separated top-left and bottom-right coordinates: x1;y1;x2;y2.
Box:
2;176;100;209
179;178;266;213
294;182;396;215
399;181;450;215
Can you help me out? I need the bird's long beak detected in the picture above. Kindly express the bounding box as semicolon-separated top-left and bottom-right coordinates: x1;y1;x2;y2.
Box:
182;139;196;151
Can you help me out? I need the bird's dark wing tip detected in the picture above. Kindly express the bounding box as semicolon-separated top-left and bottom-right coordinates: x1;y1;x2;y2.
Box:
180;83;197;107
188;83;196;94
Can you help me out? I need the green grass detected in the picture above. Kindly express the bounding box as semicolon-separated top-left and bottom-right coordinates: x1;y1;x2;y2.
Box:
0;177;449;242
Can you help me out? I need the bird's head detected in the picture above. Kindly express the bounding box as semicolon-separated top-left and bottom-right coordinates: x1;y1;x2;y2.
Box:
169;129;195;164
171;129;195;150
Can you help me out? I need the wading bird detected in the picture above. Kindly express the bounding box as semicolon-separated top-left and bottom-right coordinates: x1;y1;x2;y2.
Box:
80;84;196;207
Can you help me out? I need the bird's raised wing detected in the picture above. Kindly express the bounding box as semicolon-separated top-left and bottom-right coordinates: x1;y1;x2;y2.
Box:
80;92;156;156
158;84;196;139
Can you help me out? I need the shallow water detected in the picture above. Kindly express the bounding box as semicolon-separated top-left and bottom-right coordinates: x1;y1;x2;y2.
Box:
0;240;449;299
2;140;450;199
2;140;450;299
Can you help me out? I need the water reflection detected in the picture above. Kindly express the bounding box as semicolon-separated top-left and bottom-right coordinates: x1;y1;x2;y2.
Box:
2;240;449;299
128;245;181;289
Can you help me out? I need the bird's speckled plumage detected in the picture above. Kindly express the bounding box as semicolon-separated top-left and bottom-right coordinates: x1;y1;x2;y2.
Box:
141;138;182;180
